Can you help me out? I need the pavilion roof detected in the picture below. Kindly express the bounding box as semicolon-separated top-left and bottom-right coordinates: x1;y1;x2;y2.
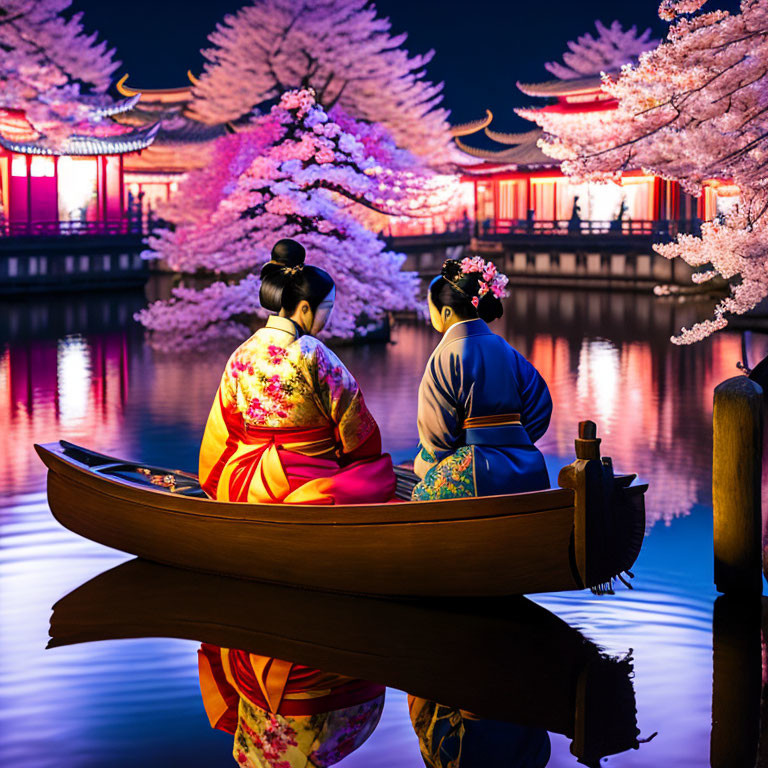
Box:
454;132;553;168
113;74;230;151
0;122;161;156
74;93;142;118
483;127;542;146
450;110;493;138
460;161;520;175
516;74;606;98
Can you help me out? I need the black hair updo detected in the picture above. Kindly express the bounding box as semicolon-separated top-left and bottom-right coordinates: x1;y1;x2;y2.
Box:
429;258;504;324
259;239;335;315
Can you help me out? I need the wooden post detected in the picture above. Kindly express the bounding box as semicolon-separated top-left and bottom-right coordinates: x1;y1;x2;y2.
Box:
713;376;764;595
559;421;603;589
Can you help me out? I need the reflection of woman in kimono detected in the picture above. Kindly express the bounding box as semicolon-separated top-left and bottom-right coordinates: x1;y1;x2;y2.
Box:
200;239;395;504
413;258;552;500
408;696;551;768
198;645;385;768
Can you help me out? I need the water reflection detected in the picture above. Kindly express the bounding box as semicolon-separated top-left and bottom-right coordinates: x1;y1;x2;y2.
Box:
0;292;137;496
198;645;384;767
409;698;551;768
710;596;766;768
49;559;642;767
498;290;768;525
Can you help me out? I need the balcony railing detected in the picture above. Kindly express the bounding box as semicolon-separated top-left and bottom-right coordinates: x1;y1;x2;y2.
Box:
475;218;702;239
0;217;152;239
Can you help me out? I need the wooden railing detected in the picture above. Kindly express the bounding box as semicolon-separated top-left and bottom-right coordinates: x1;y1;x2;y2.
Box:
0;217;152;239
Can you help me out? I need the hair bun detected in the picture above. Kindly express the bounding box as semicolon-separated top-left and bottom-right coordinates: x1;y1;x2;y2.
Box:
477;291;503;322
269;238;306;269
259;239;307;312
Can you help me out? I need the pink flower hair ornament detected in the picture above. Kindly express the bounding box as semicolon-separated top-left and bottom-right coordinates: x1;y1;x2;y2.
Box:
444;256;509;304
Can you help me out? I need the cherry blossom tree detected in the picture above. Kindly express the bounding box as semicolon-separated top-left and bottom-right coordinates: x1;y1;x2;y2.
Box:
0;1;119;138
136;89;448;350
544;20;659;80
189;0;452;165
524;0;768;343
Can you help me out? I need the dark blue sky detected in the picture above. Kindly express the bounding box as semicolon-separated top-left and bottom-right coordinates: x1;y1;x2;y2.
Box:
72;0;740;131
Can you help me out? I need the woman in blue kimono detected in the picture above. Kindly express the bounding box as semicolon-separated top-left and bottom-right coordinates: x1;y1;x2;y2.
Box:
412;257;552;500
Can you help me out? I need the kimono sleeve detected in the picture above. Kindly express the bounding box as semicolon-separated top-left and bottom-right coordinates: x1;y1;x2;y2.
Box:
199;357;240;496
516;354;552;443
198;644;239;735
309;342;377;454
415;346;463;476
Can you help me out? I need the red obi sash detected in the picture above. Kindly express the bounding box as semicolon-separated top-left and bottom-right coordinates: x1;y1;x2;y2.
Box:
200;391;395;505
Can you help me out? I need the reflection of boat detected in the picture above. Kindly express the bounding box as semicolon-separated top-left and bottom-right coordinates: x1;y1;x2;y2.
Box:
49;558;641;765
35;420;646;597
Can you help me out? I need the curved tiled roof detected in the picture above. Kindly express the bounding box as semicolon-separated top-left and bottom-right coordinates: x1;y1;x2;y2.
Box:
0;122;161;156
516;74;605;98
449;110;493;137
484;127;542;146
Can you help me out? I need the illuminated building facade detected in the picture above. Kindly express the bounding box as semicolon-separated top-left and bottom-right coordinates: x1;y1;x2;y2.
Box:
456;76;740;231
0;98;159;236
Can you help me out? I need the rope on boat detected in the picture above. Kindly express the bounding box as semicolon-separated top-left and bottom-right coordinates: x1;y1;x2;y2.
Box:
590;569;635;596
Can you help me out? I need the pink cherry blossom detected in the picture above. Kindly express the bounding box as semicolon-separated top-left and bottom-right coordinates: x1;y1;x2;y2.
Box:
544;20;658;80
0;1;121;146
189;0;453;164
524;0;768;342
136;89;448;349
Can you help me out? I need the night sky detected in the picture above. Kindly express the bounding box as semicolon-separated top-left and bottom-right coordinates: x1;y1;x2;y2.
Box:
72;0;741;131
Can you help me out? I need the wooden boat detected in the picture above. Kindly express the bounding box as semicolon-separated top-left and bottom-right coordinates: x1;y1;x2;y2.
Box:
49;558;641;764
35;420;646;597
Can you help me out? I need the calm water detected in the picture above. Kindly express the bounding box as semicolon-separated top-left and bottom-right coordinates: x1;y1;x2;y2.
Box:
1;282;767;767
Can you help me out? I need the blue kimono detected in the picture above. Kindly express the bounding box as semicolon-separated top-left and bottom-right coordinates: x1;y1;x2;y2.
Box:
412;319;552;500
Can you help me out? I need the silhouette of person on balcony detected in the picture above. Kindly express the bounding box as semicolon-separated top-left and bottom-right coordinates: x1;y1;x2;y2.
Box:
568;197;581;234
609;198;628;233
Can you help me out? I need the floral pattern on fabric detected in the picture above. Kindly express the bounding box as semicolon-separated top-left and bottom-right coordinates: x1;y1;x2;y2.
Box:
418;445;437;465
233;697;384;768
412;446;476;501
220;321;375;453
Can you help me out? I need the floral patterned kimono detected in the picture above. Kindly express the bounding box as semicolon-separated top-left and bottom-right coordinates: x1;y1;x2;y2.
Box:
200;316;395;505
413;319;552;500
198;645;385;768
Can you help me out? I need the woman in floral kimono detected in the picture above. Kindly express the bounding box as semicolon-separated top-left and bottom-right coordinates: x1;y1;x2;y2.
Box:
200;239;395;505
198;644;385;768
412;257;552;501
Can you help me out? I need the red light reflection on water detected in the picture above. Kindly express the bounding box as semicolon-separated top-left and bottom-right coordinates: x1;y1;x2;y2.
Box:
0;335;129;496
529;331;745;525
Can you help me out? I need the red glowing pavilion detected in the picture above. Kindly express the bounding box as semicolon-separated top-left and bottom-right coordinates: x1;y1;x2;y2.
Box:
0;95;159;236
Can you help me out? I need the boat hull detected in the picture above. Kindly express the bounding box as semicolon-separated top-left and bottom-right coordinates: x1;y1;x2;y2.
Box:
44;457;580;596
36;424;645;597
